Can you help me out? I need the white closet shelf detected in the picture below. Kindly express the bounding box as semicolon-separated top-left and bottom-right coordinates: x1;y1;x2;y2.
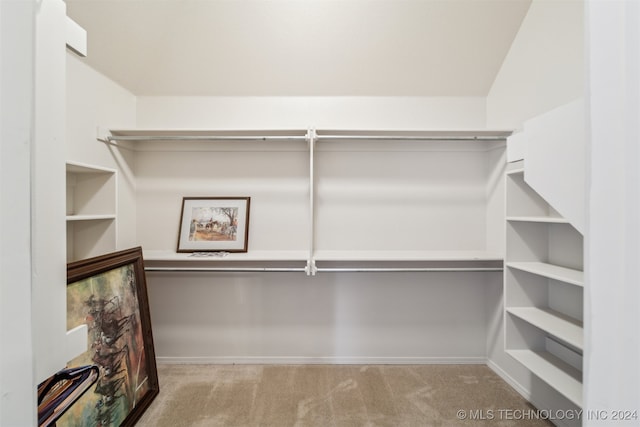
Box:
66;161;116;174
66;214;116;221
506;349;582;408
315;129;512;141
144;250;503;263
101;128;513;154
507;262;583;286
143;250;503;274
313;250;503;262
106;128;308;142
143;250;309;262
506;216;570;224
507;307;583;351
105;128;512;141
101;128;512;153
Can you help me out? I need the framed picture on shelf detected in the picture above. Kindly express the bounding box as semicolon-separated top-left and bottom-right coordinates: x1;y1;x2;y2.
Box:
177;196;251;253
60;247;158;427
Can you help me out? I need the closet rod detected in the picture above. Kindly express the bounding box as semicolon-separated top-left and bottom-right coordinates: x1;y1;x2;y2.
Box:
106;135;308;142
145;267;503;273
316;267;503;273
145;267;307;273
315;135;506;142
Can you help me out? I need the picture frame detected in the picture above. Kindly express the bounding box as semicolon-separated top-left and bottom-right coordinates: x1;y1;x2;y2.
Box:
60;247;158;427
177;196;251;253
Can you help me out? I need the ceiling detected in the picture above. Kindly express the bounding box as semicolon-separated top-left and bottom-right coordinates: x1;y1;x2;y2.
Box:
65;0;532;97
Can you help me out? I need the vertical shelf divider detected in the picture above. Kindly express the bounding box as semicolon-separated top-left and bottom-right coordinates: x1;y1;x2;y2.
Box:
306;128;317;276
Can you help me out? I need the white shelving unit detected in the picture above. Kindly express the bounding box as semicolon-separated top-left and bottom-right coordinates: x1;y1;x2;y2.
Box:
504;162;584;408
105;128;510;274
66;161;117;262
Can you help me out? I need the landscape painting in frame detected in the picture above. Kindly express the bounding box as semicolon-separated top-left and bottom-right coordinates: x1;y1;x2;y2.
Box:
59;247;158;427
177;196;251;252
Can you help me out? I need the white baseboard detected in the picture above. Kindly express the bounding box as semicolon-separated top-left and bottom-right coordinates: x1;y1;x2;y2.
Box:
156;356;488;365
486;359;532;401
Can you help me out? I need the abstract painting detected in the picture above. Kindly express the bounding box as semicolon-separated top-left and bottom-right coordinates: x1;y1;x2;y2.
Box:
59;247;158;427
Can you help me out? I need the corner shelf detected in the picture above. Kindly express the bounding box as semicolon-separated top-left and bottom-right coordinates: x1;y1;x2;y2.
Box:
504;161;584;408
66;161;117;262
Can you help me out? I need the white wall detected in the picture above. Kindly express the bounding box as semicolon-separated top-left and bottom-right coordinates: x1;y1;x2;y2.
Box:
148;271;497;363
136;141;501;362
1;1;83;424
1;1;37;424
486;0;584;130
32;0;68;384
584;1;640;423
136;146;310;253
485;144;507;254
315;141;491;252
66;53;138;249
136;96;487;130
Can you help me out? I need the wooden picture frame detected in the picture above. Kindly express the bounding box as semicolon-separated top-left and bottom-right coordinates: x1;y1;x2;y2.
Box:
177;196;251;253
61;247;158;427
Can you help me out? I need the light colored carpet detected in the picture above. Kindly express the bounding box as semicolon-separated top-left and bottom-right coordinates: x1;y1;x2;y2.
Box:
136;364;553;427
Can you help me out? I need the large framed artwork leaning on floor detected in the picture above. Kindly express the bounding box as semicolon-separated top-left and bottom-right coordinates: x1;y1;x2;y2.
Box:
53;247;159;427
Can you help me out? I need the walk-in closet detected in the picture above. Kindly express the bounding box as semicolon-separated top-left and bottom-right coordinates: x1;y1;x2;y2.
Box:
2;1;639;426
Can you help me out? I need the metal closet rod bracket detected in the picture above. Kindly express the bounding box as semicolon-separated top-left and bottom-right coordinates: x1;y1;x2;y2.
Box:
305;259;318;276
